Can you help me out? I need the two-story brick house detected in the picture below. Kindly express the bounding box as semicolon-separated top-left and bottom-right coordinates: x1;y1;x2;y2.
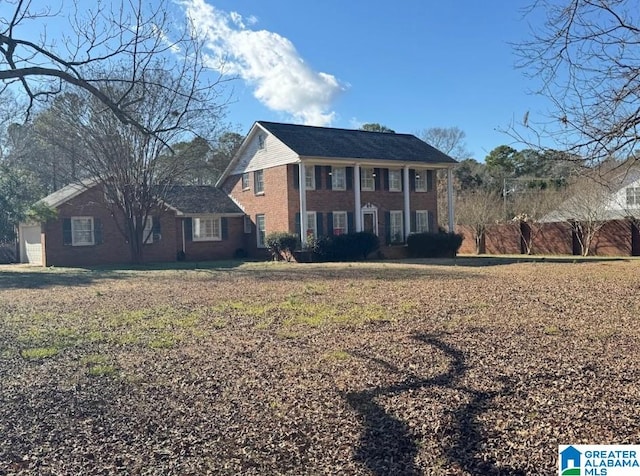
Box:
217;121;458;256
19;121;457;266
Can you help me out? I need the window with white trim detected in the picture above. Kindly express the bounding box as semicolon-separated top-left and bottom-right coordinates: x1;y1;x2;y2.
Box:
258;134;266;150
71;217;94;246
192;216;221;241
333;211;347;235
244;216;252;234
389;169;402;192
305;166;315;190
332;166;346;190
390;210;404;243
626;187;640;207
416;210;430;233
256;214;266;248
254;170;264;194
415;171;428;192
142;216;154;244
242;173;250;190
306;211;317;239
361;168;375;191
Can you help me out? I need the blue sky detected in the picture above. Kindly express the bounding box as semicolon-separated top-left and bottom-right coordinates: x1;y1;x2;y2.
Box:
180;0;550;160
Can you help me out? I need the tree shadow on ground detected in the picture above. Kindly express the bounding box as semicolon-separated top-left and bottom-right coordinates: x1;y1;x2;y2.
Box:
400;255;631;267
0;269;126;290
345;333;525;476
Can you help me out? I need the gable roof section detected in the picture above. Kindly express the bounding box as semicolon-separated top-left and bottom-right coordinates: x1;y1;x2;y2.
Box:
39;181;243;216
258;121;458;164
161;185;243;215
41;178;99;208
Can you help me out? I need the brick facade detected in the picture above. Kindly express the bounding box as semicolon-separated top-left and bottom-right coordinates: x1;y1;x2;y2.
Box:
41;186;244;267
223;162;440;251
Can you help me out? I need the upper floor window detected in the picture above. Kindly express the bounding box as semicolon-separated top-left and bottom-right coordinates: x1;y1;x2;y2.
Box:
332;167;346;190
71;217;94;246
242;173;250;190
333;211;347;235
416;210;430;233
361;168;375;191
192;216;221;241
389;169;402;192
258;134;266;150
254;170;264;194
305;165;315;190
415;171;428;192
626;187;640;207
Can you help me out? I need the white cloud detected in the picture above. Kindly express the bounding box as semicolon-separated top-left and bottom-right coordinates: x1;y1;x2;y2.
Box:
178;0;345;126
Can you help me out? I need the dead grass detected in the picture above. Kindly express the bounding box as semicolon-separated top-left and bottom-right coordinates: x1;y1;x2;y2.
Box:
1;259;639;475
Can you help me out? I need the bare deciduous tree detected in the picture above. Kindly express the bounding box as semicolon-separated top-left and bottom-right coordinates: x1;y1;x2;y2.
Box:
455;189;502;254
419;127;471;230
545;178;612;256
35;65;226;263
1;0;225;137
510;185;564;254
515;0;640;166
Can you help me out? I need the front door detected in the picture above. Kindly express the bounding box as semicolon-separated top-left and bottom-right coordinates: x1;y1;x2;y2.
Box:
362;210;378;235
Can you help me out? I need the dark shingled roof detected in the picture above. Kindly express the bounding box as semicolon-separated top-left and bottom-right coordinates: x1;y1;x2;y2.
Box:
258;121;457;164
163;186;243;215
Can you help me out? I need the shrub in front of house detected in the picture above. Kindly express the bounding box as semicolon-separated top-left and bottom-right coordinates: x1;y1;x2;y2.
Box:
407;232;463;258
265;232;299;261
310;232;379;262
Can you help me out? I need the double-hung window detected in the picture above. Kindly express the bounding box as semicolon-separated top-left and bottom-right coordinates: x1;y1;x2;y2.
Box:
333;211;347;235
71;217;94;246
256;214;266;248
332;167;346;190
626;187;640;207
361;168;375;191
142;217;154;244
389;169;402;192
305;166;315;190
415;210;430;233
242;173;250;190
389;211;404;243
254;170;264;194
192;216;221;241
306;211;317;239
415;171;428;192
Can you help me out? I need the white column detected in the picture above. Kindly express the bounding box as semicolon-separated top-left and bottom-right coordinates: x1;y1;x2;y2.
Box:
403;166;411;241
354;164;361;232
299;162;307;247
447;167;455;233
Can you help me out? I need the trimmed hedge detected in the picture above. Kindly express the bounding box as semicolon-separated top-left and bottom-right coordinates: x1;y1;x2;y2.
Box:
407;232;463;258
310;232;379;262
265;232;299;261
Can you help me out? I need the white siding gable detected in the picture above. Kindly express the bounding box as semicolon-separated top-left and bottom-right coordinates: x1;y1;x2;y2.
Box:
609;177;640;212
230;126;299;175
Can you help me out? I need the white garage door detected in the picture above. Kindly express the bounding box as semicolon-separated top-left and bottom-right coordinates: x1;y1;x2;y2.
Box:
20;225;42;265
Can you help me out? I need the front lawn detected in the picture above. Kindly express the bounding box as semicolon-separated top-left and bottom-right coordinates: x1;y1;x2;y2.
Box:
1;260;638;474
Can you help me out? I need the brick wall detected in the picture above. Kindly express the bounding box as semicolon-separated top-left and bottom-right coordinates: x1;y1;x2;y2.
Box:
223;165;291;257
457;220;634;256
182;216;246;261
485;222;521;254
590;219;632;256
44;187;177;267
